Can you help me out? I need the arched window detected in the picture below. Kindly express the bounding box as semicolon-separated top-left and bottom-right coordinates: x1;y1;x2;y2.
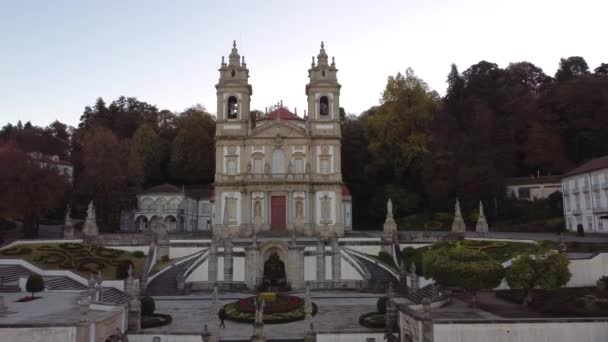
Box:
227;96;238;119
319;96;329;116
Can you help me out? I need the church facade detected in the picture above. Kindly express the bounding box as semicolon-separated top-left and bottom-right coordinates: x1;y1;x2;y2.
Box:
212;41;352;238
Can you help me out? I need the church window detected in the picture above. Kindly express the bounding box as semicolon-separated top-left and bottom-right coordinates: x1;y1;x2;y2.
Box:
227;96;238;119
319;96;329;116
231;69;235;77
320;157;330;174
322;70;326;78
253;158;263;174
225;197;237;225
294;158;304;173
226;158;237;175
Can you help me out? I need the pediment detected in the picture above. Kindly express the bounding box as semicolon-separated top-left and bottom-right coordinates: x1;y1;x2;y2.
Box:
248;120;308;139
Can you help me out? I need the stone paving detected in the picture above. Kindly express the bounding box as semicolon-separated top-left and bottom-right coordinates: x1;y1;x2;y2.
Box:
144;291;393;340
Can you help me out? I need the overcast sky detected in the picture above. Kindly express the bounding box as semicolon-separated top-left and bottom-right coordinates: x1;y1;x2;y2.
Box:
1;0;605;127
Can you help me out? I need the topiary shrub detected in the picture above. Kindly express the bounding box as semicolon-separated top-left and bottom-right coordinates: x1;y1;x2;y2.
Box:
26;274;45;297
377;297;388;314
141;296;156;316
115;260;134;280
132;251;145;258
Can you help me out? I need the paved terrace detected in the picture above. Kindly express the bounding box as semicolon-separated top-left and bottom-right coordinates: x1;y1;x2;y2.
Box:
142;290;405;340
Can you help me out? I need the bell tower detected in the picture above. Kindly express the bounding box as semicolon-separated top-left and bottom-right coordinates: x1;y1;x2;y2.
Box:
216;40;252;136
306;41;341;137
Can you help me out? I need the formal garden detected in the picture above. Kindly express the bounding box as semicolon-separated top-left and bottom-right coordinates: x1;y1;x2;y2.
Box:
0;243;146;279
399;239;555;275
222;292;317;324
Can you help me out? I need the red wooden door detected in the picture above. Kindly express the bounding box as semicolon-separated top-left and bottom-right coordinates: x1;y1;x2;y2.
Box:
271;196;286;231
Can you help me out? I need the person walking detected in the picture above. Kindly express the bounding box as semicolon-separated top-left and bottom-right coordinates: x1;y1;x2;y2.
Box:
218;307;227;328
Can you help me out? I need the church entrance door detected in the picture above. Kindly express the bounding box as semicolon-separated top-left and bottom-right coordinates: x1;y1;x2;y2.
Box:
271;196;286;231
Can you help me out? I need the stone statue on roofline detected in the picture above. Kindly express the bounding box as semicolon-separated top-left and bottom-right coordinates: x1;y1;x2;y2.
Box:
451;198;466;233
475;201;489;235
82;201;99;242
63;205;74;239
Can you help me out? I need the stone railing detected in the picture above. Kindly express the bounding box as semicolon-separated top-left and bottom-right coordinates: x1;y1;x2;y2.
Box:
215;172;342;184
593;206;608;214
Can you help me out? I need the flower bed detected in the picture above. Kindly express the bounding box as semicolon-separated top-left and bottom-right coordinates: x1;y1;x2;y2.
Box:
223;294;316;324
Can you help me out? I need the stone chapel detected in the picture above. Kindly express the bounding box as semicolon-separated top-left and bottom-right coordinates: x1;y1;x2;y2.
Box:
212;41;352;238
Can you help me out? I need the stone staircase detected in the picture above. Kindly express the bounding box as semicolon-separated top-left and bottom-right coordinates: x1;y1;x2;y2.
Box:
101;287;132;304
349;253;399;292
144;256;200;296
0;265;33;283
406;283;436;304
0;264;87;292
44;276;88;290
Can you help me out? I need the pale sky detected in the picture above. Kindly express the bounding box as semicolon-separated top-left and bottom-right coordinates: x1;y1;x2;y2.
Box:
1;0;605;127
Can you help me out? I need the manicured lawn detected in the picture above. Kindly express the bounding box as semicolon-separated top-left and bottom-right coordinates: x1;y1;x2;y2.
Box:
0;243;145;280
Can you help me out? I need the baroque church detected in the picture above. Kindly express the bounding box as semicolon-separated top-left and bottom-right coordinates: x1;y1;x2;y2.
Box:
212;41;352;239
121;42;399;292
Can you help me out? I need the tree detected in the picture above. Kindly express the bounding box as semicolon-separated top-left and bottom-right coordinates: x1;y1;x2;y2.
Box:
0;142;68;237
595;63;608;76
168;107;215;184
506;251;571;305
555;56;589;82
423;245;504;307
366;69;438;185
26;274;45;298
79;126;134;230
130;124;165;185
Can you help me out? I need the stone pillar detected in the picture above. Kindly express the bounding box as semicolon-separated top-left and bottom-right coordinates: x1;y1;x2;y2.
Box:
224;238;233;282
128;296;141;332
331;238;341;283
210;286;220;342
245;242;261;289
316;239;325;283
421;298;434;342
303;287;316;342
306;191;314;236
76;296;91;342
287;246;305;290
209;240;218;284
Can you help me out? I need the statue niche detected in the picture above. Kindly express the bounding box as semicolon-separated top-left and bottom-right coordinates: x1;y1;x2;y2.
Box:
262;252;286;290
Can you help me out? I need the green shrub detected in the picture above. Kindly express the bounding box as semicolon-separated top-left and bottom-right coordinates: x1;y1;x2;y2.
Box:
115;260;134;280
377;297;388;314
26;274;44;297
132;251;145;258
141;296;155;316
0;218;17;231
377;251;396;267
161;255;169;263
141;313;172;328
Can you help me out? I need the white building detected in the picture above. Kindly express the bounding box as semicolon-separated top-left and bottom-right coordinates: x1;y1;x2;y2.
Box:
505;175;562;201
562;156;608;233
132;184;213;232
27;151;73;184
